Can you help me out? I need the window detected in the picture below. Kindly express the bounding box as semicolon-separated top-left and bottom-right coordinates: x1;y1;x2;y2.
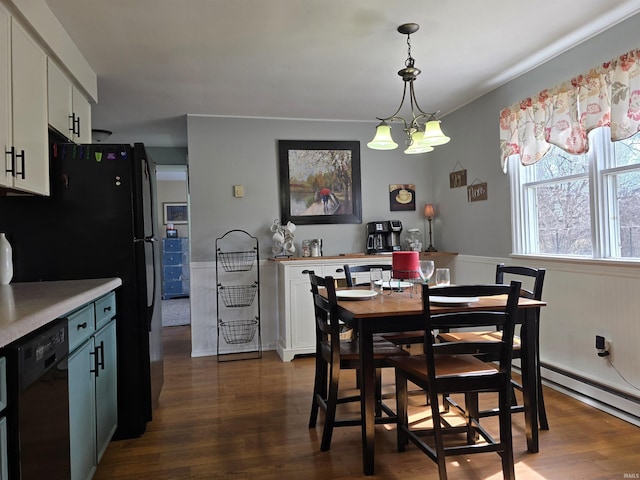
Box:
511;128;640;259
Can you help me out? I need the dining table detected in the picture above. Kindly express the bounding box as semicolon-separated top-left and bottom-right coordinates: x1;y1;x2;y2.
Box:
326;285;547;476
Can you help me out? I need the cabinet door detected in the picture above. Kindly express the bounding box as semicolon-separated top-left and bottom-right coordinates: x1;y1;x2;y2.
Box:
289;276;316;350
72;87;92;143
95;320;117;462
68;340;97;480
47;59;73;139
0;7;10;189
10;19;48;195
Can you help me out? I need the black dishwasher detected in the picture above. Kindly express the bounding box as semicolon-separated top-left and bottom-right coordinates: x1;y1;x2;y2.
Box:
6;317;70;479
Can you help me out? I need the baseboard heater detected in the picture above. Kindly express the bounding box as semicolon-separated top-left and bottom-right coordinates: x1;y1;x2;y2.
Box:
538;362;640;427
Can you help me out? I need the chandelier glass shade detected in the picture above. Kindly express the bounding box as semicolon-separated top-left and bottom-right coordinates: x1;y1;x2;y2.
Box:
367;23;450;154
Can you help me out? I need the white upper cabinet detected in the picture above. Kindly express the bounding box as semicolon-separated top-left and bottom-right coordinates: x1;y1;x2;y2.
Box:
1;6;12;191
72;86;91;143
48;58;92;144
1;12;49;195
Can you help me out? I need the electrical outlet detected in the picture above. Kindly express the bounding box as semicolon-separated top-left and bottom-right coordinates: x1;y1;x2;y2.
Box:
233;185;244;198
596;335;610;357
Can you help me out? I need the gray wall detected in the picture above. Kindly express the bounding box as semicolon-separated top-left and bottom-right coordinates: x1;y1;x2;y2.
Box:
429;12;640;256
186;11;640;262
187;116;438;261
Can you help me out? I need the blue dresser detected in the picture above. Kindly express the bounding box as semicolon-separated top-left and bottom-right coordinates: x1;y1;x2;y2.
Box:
162;238;190;299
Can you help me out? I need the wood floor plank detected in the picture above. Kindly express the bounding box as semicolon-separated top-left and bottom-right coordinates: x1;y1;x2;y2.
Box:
94;326;640;479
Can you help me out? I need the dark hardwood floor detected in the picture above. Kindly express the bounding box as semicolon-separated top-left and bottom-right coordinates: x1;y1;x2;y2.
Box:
94;326;640;479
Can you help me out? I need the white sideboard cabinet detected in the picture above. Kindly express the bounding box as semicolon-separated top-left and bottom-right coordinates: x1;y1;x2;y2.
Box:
275;257;391;361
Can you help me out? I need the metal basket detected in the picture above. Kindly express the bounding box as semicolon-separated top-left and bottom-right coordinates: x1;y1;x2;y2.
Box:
219;319;258;344
218;250;256;272
219;284;257;308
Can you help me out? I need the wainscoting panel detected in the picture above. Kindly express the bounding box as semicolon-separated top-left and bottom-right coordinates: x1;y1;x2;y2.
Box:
450;255;640;425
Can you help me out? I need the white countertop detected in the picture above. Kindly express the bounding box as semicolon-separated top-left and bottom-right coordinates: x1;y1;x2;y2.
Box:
0;277;122;348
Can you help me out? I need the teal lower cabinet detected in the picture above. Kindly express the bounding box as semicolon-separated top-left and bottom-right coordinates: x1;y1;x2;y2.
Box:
68;292;118;480
95;319;117;461
69;337;97;480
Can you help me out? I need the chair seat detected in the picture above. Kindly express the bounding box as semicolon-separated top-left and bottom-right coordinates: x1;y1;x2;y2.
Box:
336;339;409;361
438;331;521;350
389;353;499;379
381;330;424;344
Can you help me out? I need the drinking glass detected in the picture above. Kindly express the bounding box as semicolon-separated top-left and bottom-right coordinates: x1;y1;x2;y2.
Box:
419;260;435;284
381;269;392;295
435;268;450;286
370;268;383;293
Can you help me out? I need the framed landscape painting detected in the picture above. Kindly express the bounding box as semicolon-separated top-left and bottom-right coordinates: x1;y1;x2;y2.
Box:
163;202;188;224
278;140;362;225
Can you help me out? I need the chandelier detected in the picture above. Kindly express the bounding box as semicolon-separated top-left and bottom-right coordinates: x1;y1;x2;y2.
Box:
367;23;450;154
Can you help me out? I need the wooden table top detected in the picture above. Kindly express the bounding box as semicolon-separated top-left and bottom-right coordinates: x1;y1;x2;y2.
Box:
331;288;546;319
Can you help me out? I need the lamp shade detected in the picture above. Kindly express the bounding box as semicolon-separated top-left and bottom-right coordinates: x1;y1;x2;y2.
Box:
424;203;435;218
367;123;398;150
419;120;450;147
404;130;434;154
91;129;113;142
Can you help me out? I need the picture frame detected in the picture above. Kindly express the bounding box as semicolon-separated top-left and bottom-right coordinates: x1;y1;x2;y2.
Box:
278;140;362;225
389;184;416;211
163;202;188;224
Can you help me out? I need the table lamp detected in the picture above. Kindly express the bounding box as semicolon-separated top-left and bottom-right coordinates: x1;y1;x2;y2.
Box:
424;204;437;252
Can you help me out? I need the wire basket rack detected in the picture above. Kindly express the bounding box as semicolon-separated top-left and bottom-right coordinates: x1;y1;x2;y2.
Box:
215;229;261;361
219;319;259;345
219;284;258;308
218;250;256;272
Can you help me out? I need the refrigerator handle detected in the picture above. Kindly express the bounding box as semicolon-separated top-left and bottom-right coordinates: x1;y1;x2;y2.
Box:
133;236;157;243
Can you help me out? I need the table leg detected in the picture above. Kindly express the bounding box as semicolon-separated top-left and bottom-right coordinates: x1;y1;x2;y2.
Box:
358;320;376;475
520;309;539;453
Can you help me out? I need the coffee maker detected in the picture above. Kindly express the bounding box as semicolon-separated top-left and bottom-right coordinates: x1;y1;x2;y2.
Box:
366;220;403;254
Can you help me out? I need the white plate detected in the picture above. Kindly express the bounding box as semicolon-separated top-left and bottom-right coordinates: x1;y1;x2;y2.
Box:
429;296;479;306
336;289;378;300
374;280;414;289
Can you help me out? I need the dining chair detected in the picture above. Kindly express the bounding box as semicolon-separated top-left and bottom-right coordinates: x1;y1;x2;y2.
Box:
344;264;427;350
343;263;393;287
308;272;409;451
388;282;522;480
437;263;548;429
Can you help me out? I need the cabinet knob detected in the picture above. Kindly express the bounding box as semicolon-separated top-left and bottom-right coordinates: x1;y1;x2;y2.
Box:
77;322;87;330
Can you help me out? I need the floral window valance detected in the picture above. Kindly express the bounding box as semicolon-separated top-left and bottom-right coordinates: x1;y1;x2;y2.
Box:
499;48;640;172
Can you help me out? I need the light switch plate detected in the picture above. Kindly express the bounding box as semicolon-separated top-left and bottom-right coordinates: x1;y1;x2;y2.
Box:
233;185;244;197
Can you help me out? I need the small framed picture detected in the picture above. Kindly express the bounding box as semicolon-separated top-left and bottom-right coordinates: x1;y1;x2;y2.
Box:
163;202;188;224
389;184;416;211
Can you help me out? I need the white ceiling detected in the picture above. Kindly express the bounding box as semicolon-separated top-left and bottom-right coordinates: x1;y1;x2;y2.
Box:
45;0;640;148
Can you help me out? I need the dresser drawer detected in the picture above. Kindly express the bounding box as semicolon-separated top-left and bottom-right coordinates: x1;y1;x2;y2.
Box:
95;291;116;330
68;303;95;352
163;281;183;295
282;265;322;280
163;238;182;252
163;253;182;265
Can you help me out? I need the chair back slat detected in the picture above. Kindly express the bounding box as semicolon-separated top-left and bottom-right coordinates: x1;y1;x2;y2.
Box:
495;263;545;301
343;264;393;287
309;273;343;356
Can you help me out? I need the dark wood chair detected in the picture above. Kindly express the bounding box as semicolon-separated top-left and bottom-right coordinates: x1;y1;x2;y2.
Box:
388;282;522;480
308;272;409;451
437;264;548;429
343;263;393;287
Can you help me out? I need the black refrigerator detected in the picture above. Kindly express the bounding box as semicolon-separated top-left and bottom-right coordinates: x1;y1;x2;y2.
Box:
0;136;164;440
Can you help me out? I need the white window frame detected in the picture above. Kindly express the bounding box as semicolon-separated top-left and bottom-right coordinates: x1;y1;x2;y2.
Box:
510;128;640;261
